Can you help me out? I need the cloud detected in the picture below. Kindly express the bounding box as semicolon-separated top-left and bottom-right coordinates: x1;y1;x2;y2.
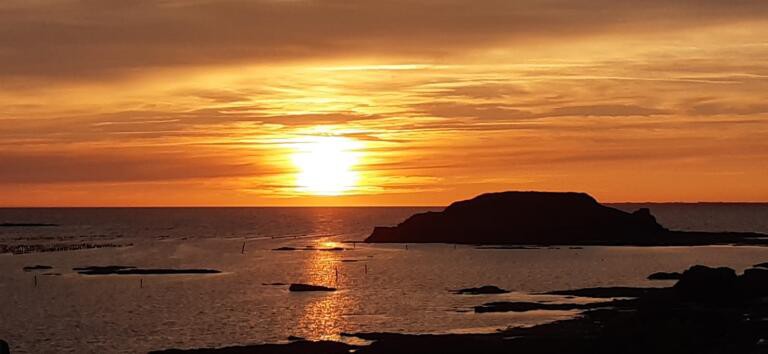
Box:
690;102;768;116
413;102;532;119
441;83;529;99
539;104;671;117
0;150;263;184
1;0;767;82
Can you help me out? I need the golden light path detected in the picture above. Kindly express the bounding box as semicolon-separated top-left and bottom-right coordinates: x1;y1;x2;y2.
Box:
291;135;363;196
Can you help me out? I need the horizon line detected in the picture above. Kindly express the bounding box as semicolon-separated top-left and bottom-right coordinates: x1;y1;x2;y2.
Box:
3;201;768;208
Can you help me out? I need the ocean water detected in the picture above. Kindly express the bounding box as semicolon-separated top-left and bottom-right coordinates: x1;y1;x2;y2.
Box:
1;205;768;353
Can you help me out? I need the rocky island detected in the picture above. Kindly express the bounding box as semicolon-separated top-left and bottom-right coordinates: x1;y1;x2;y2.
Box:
365;191;767;246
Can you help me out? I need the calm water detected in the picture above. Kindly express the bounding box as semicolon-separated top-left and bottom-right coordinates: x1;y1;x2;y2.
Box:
2;205;768;353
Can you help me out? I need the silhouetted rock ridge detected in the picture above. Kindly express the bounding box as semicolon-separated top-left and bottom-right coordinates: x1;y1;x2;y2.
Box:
364;191;766;245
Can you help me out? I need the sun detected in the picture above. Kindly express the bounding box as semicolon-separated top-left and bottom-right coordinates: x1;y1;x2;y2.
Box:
291;136;361;196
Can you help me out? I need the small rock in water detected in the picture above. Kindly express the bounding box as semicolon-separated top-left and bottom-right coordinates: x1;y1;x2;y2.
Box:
647;271;682;280
454;285;509;295
289;283;337;292
74;265;220;275
0;223;57;227
73;265;136;274
23;265;53;272
753;262;768;269
273;247;297;251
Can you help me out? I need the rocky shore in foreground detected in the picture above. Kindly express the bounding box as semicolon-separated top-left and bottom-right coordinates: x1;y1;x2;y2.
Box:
150;263;768;354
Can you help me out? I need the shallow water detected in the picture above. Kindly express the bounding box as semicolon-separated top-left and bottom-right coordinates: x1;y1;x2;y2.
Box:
1;205;768;353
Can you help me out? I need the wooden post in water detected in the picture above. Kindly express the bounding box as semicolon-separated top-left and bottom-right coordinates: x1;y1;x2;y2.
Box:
140;278;143;289
335;267;339;283
364;264;368;275
241;240;246;254
34;274;38;288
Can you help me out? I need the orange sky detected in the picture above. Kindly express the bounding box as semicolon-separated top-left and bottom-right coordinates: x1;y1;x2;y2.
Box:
1;0;768;206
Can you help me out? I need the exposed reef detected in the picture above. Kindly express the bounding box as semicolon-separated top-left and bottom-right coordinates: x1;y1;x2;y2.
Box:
272;246;346;251
74;265;220;275
22;265;53;272
364;191;767;246
0;222;58;227
288;283;336;292
647;271;682;280
473;299;631;313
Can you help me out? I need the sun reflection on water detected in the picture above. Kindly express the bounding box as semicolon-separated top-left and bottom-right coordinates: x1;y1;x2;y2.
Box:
294;239;355;340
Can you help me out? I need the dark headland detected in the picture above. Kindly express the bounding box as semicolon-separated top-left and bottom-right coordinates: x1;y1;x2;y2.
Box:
365;191;767;246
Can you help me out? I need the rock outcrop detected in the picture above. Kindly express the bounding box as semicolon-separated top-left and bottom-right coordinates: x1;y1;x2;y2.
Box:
23;265;53;272
74;265;221;275
289;283;336;292
647;271;682;280
364;191;765;246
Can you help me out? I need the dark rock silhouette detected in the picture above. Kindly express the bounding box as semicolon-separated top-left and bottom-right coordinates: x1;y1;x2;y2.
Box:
0;222;57;227
288;283;336;292
474;299;630;313
74;265;220;275
475;246;540;250
453;285;509;295
74;265;135;274
365;191;766;245
647;271;682;280
273;246;345;251
22;265;53;272
752;262;768;269
673;265;738;302
669;265;768;301
273;247;298;251
0;339;8;354
738;267;768;297
545;286;663;298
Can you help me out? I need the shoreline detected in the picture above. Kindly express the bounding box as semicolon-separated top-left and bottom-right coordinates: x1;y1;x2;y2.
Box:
150;264;768;354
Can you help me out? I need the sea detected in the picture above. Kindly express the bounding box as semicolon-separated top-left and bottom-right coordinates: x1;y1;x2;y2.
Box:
2;204;768;353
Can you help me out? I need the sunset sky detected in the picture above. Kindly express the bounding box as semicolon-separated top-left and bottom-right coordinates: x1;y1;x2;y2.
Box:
2;0;767;206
